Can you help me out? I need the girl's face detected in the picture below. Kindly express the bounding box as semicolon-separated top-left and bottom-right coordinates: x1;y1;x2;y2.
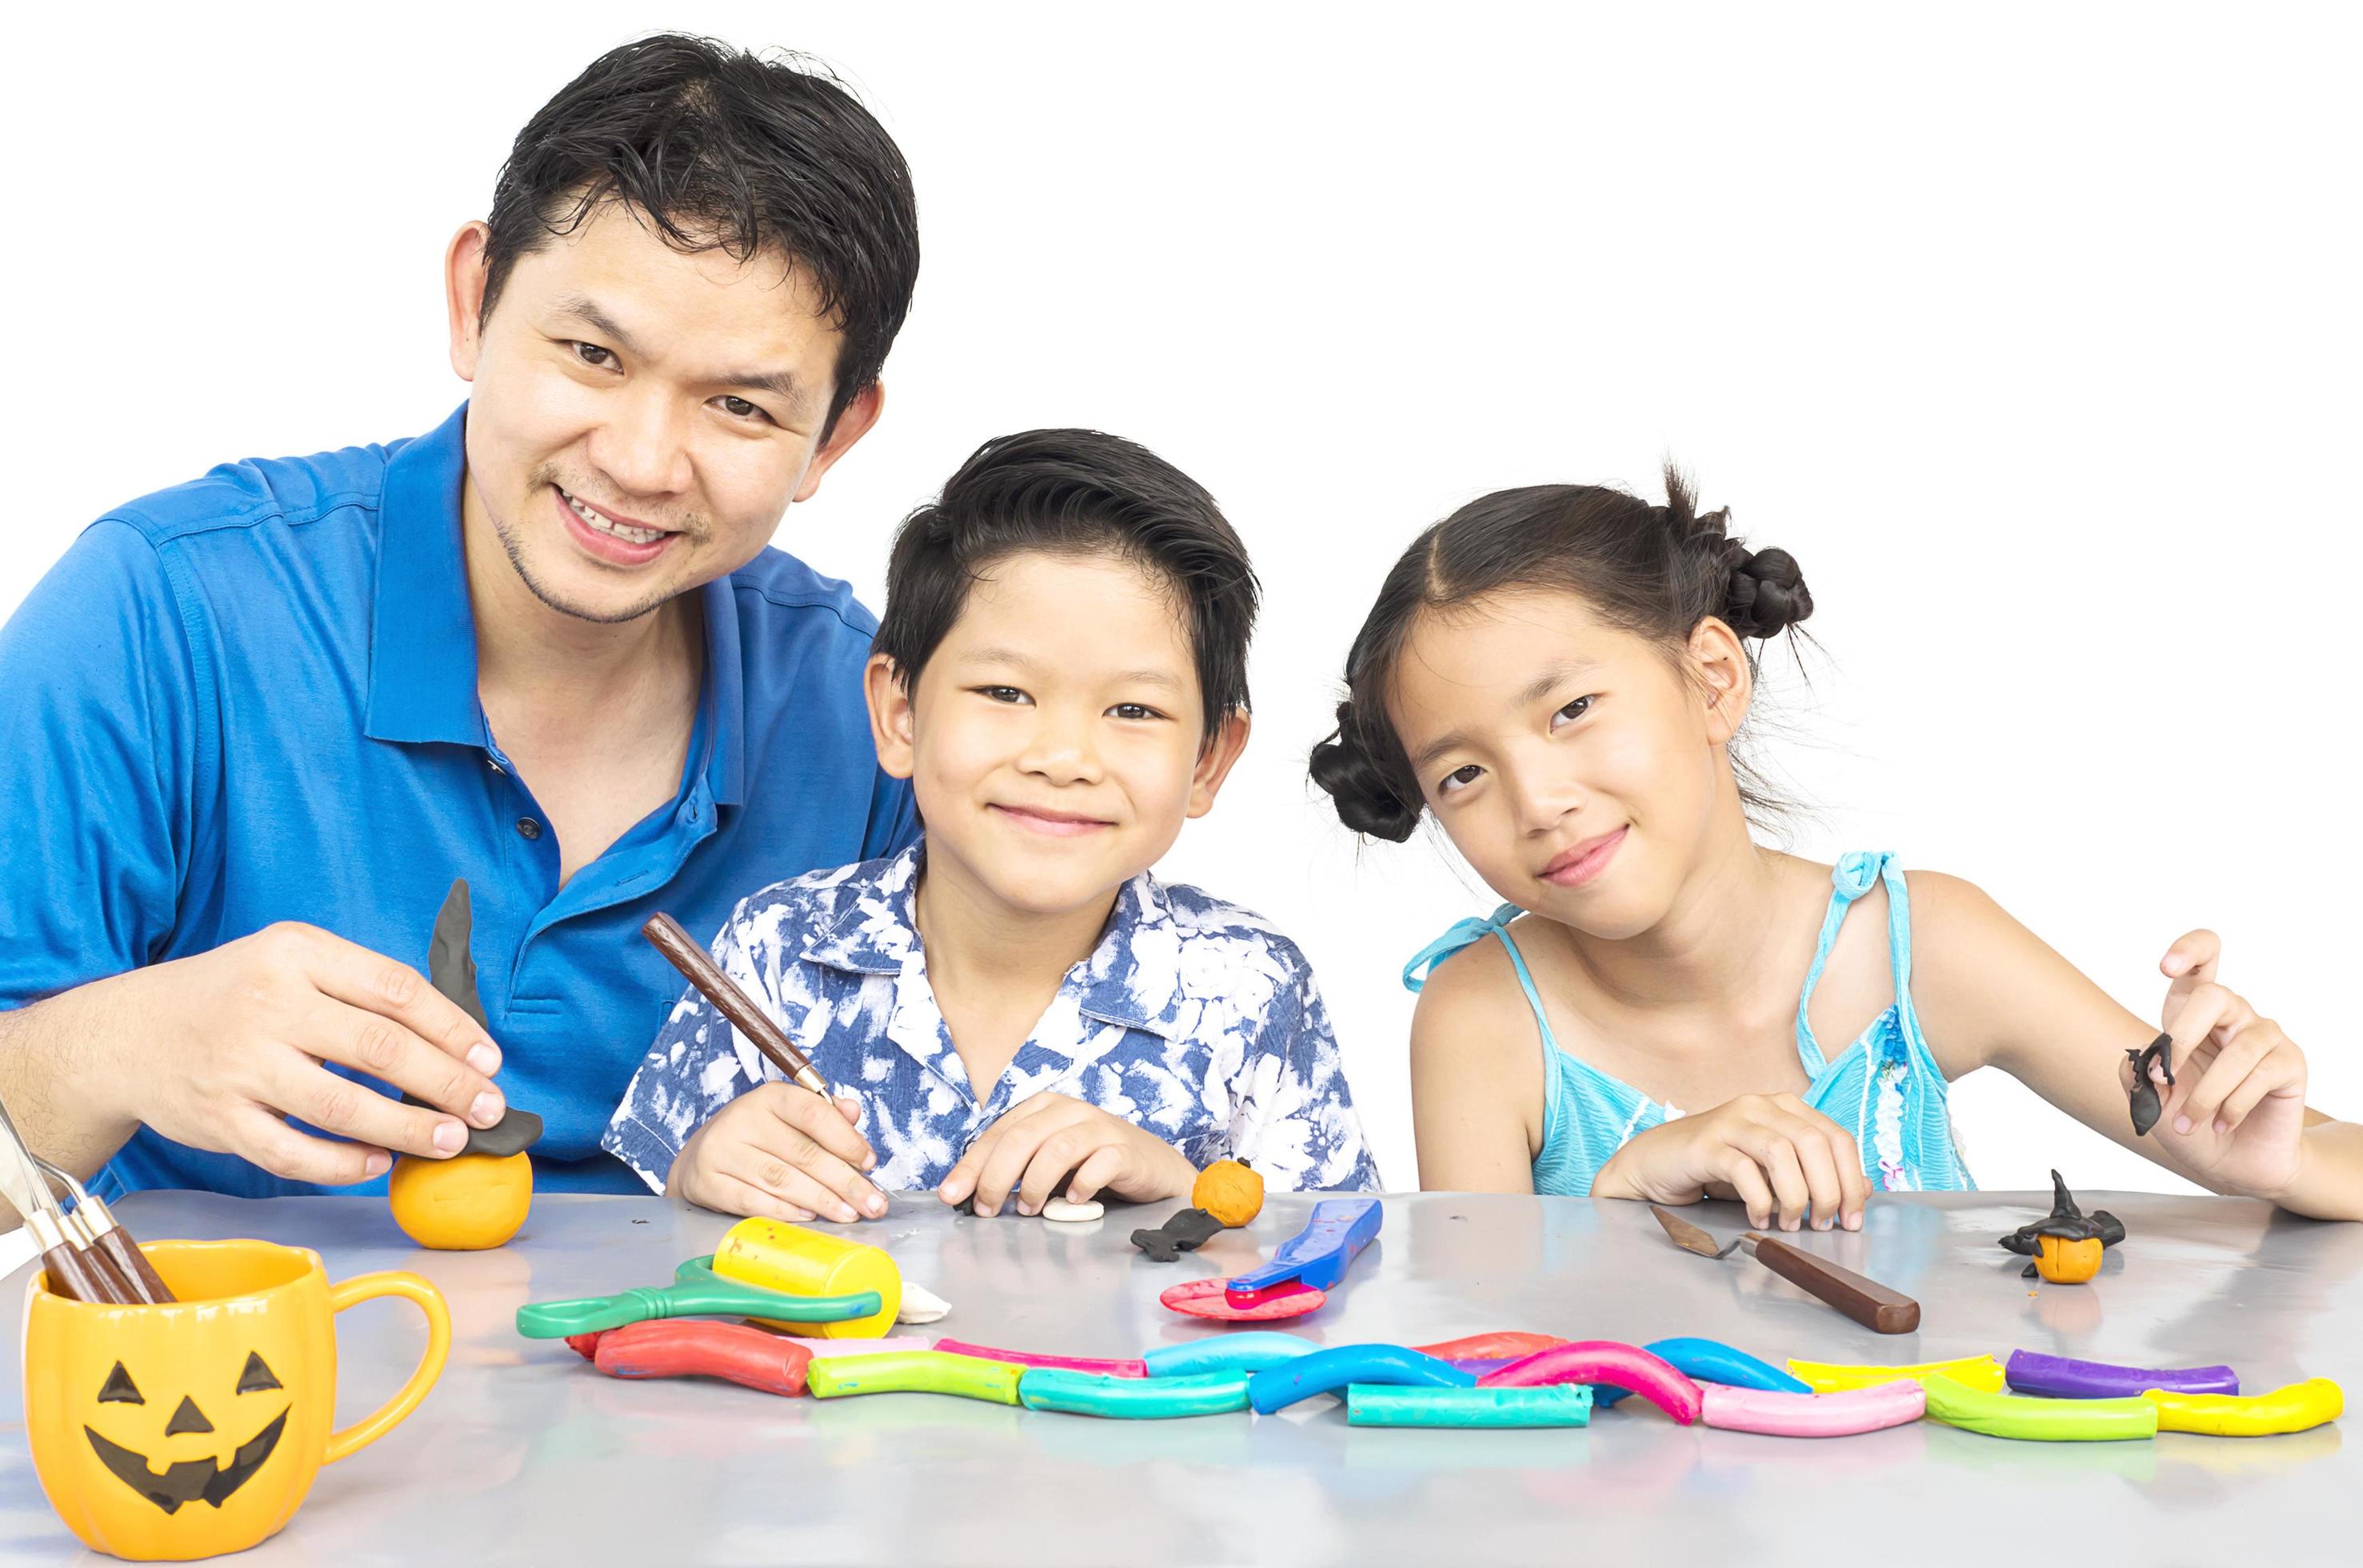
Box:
1386;589;1746;940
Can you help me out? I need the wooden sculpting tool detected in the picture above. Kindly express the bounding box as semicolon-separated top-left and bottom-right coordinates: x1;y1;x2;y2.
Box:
32;1155;174;1304
1650;1204;1921;1334
0;1089;124;1303
642;911;831;1098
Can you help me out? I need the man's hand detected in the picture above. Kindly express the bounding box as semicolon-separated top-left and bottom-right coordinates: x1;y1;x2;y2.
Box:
667;1082;886;1223
76;922;510;1185
936;1093;1197;1217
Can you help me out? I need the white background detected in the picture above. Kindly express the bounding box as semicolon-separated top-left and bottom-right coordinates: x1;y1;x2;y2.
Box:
6;2;2357;1202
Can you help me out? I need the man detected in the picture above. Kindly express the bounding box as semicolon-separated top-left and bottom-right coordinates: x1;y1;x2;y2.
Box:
0;34;921;1211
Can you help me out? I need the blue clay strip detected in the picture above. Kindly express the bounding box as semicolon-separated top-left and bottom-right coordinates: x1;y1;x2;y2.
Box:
1142;1332;1321;1377
1018;1369;1253;1418
1248;1343;1474;1414
1595;1337;1809;1407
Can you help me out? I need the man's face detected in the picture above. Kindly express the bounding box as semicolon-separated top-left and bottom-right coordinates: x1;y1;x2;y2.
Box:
446;199;878;624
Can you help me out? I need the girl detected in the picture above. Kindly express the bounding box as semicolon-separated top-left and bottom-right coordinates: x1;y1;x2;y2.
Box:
1310;470;2360;1229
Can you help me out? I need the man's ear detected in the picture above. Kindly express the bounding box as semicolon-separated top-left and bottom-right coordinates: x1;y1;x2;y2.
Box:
1185;710;1253;819
445;222;494;382
793;380;885;503
1689;617;1754;744
865;653;917;779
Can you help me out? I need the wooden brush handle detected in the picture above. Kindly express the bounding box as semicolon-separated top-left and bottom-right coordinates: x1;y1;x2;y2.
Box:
1750;1235;1921;1334
642;914;829;1097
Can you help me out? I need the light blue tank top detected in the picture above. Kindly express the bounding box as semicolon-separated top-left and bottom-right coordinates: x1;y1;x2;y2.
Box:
1403;851;1973;1196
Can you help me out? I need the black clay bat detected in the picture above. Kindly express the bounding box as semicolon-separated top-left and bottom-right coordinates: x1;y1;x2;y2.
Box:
1131;1207;1226;1262
2125;1031;2175;1138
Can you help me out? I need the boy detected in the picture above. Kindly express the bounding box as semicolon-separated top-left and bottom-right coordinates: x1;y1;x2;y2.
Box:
604;430;1378;1218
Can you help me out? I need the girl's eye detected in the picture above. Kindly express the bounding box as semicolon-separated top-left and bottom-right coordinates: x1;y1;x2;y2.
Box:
1551;694;1595;729
1108;703;1164;722
716;394;770;423
571;342;618;369
977;686;1029;705
1437;763;1484;795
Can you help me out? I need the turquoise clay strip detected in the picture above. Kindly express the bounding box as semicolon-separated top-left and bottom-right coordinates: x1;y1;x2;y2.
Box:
1922;1374;2157;1441
1348;1384;1593;1429
805;1350;1027;1406
1019;1369;1253;1418
1142;1332;1320;1377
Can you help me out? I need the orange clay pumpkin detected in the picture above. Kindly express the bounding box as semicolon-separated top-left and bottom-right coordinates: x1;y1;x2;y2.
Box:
388;1150;532;1250
2034;1234;2104;1284
1191;1159;1265;1227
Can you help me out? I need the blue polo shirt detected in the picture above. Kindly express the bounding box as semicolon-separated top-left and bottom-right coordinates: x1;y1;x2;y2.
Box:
0;404;917;1198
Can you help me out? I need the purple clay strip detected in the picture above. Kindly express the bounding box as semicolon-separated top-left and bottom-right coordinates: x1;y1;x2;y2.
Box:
1447;1357;1521;1376
2005;1350;2238;1399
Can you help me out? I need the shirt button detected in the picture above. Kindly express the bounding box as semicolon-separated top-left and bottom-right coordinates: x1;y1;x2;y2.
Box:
515;817;542;840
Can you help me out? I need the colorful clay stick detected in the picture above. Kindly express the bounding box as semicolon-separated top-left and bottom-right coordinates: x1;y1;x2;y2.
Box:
1700;1379;1926;1438
1248;1344;1473;1414
1596;1337;1810;1408
1410;1331;1568;1362
803;1336;937;1360
1018;1369;1254;1419
515;1266;882;1338
1160;1276;1326;1322
1224;1198;1383;1305
1789;1354;2005;1394
2143;1379;2343;1437
1347;1384;1593;1430
804;1350;1029;1406
1477;1342;1705;1426
1921;1374;2157;1441
1142;1332;1321;1377
934;1338;1147;1378
2004;1350;2237;1400
590;1320;814;1397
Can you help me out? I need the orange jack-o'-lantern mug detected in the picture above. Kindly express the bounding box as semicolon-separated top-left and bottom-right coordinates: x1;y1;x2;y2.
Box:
22;1238;450;1561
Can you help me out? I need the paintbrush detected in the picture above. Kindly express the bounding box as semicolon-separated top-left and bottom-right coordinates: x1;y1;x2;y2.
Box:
641;912;833;1099
1651;1204;1921;1334
34;1155;174;1303
0;1088;126;1303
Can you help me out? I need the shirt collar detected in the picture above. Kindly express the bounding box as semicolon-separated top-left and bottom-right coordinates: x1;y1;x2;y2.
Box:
363;402;746;807
799;842;1189;1041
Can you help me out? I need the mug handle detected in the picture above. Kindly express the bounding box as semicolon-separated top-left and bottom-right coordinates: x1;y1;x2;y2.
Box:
323;1270;453;1464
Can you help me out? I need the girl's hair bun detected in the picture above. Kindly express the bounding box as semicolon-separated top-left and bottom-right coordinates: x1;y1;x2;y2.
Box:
1309;701;1422;842
1722;546;1813;640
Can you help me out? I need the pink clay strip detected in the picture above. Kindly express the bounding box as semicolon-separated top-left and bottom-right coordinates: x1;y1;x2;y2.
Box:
933;1338;1148;1377
1701;1378;1926;1437
1477;1340;1705;1425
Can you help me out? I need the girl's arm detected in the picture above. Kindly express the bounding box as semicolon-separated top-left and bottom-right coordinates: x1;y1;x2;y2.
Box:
1906;872;2360;1221
1409;943;1545;1194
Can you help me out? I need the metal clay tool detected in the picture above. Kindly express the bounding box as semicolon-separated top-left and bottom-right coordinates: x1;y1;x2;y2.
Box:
0;1089;123;1303
1651;1204;1921;1334
33;1156;174;1304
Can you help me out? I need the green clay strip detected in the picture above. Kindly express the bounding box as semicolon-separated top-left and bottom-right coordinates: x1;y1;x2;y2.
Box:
805;1350;1027;1405
1018;1369;1253;1418
1347;1383;1593;1429
1923;1373;2157;1441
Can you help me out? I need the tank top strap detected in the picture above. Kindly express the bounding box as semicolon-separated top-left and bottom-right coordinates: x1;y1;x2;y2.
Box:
1791;852;1892;1076
1402;903;1526;994
1402;904;1569;1154
1876;853;1920;1028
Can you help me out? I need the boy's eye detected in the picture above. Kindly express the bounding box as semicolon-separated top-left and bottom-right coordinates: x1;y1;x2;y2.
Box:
1551;694;1595;729
1437;763;1484;794
570;342;618;369
975;686;1030;705
1107;703;1165;722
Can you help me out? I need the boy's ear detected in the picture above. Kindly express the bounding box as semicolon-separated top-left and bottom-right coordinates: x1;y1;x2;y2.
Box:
1185;710;1253;820
865;653;917;778
1690;617;1753;745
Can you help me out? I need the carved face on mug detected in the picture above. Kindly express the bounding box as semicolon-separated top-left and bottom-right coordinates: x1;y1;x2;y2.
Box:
82;1352;291;1515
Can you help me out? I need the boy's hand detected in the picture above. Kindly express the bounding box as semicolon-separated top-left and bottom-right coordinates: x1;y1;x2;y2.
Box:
2139;930;2309;1196
666;1083;887;1223
938;1092;1197;1217
1591;1093;1868;1232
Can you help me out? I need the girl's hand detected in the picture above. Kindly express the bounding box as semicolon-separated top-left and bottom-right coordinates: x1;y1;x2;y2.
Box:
938;1092;1198;1217
1592;1093;1869;1232
2137;930;2309;1197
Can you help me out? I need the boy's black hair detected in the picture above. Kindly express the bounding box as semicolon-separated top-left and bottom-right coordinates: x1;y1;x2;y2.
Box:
875;430;1258;742
481;33;920;437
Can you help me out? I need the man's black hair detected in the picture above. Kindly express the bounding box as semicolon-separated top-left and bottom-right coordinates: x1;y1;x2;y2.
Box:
482;34;920;435
875;430;1259;742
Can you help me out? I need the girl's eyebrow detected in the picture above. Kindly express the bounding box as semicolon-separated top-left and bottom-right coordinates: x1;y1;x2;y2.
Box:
1409;660;1600;773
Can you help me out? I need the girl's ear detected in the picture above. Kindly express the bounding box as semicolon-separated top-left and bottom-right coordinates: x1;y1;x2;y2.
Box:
1185;710;1253;820
865;653;918;779
1689;617;1753;744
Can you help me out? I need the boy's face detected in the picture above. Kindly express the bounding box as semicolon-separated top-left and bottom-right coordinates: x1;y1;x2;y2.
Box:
867;550;1249;916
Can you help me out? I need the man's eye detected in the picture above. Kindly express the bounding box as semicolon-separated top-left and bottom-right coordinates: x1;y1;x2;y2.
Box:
717;395;769;422
572;342;617;368
1438;764;1483;794
1552;694;1595;728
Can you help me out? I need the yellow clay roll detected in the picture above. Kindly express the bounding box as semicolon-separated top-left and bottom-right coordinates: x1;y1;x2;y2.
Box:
1789;1354;2006;1394
711;1217;902;1338
2144;1379;2343;1437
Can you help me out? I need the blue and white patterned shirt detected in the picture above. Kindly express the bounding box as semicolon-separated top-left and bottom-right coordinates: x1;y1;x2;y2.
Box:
603;842;1380;1195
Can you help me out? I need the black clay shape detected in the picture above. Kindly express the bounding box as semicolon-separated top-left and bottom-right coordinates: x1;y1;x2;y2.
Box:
1131;1207;1225;1263
2125;1031;2174;1137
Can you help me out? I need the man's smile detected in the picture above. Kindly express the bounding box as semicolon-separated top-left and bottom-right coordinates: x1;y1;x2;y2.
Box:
554;486;677;565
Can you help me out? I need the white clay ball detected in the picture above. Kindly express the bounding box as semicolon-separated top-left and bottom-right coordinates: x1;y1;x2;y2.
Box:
897;1283;951;1325
1041;1198;1105;1223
